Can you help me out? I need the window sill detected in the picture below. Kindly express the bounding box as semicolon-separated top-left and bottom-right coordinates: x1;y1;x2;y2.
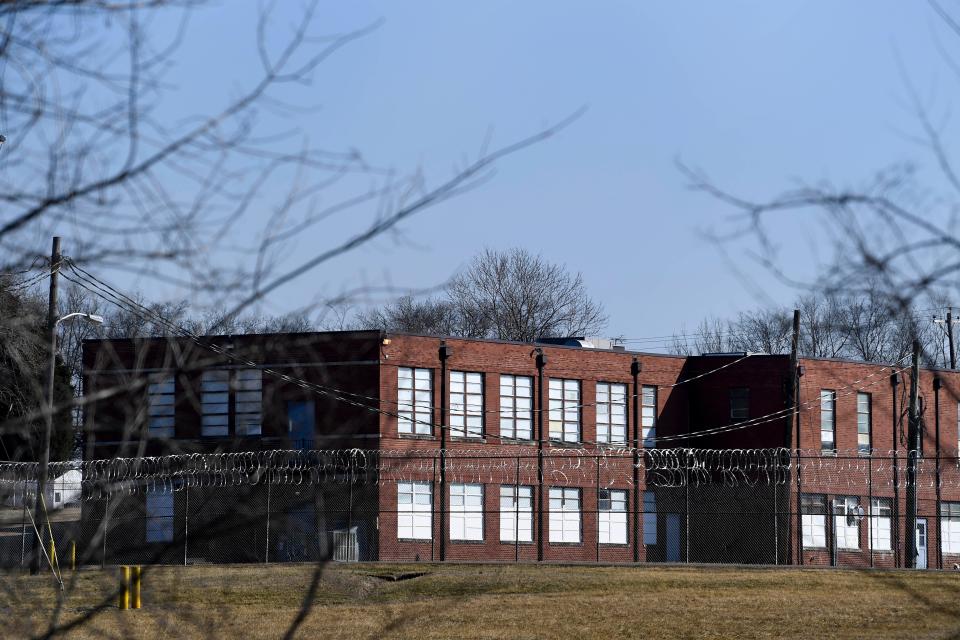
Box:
599;543;631;548
449;539;487;545
396;434;437;441
499;437;536;445
547;542;584;547
499;540;535;545
548;440;585;449
449;436;485;443
396;538;433;543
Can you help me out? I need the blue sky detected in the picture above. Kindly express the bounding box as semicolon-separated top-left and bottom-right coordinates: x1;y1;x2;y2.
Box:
135;1;957;347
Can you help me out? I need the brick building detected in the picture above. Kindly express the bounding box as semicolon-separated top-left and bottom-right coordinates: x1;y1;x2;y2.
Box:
80;330;960;568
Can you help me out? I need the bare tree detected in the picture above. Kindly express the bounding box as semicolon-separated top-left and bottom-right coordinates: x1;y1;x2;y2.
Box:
356;248;608;341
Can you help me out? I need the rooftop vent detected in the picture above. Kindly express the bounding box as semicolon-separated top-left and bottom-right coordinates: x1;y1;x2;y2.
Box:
536;337;617;350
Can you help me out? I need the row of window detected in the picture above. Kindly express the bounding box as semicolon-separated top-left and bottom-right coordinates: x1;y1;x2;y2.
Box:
147;369;264;438
397;481;658;545
819;391;874;453
802;494;960;555
399;367;659;446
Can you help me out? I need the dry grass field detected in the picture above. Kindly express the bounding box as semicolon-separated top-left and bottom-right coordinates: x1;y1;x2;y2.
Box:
3;563;960;639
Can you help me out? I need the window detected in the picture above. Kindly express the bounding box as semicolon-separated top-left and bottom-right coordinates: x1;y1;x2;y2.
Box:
201;370;230;437
641;386;657;448
449;483;483;541
941;502;960;554
145;489;174;543
857;393;871;454
234;369;262;436
147;374;175;438
820;390;836;451
833;496;861;550
548;379;581;443
549;487;581;544
450;371;483;438
643;491;657;545
397;481;432;540
870;497;892;551
596;383;627;446
398;367;432;435
729;387;749;421
500;375;533;440
598;489;628;544
500;485;533;543
801;494;827;548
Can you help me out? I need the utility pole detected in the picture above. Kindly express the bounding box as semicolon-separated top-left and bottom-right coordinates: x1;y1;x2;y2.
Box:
905;339;921;569
31;236;60;575
948;308;956;370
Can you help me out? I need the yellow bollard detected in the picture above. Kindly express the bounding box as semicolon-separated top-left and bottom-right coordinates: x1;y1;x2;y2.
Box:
118;566;130;610
48;538;56;569
70;541;76;572
132;566;142;609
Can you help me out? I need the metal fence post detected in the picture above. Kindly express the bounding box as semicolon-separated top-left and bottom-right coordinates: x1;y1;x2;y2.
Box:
515;454;520;563
184;487;189;567
265;472;272;564
347;464;354;562
595;454;600;564
773;482;779;565
868;454;873;568
101;493;109;569
19;495;27;570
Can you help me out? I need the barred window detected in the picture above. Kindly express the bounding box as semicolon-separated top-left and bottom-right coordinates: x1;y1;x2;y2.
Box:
833;496;861;550
598;489;628;544
870;497;891;551
500;375;533;440
729;387;749;421
201;370;230;437
450;483;483;541
941;502;960;554
857;393;871;454
643;491;657;545
596;383;627;446
641;386;657;448
549;487;581;544
801;493;827;548
234;369;262;436
450;371;483;439
145;489;174;543
398;367;432;435
500;485;533;542
820;390;836;451
548;379;581;443
397;481;432;540
147;374;175;438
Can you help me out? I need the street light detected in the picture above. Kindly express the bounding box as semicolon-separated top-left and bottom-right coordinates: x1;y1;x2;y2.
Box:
30;308;103;574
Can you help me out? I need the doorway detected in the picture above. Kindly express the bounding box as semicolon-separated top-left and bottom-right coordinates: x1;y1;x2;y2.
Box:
287;400;315;450
666;513;682;562
916;519;928;570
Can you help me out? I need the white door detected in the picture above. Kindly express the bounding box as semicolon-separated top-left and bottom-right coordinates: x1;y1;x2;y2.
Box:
666;514;682;562
916;519;928;570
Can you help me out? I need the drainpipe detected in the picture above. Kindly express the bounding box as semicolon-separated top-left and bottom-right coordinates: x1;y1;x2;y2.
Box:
535;348;547;562
438;341;451;562
935;376;943;570
891;372;901;568
631;357;641;563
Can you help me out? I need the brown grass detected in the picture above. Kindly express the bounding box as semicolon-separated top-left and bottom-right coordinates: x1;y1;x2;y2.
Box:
2;563;960;639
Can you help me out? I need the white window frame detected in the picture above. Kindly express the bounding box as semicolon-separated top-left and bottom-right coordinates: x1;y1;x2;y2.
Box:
500;485;533;543
549;487;581;544
234;368;262;436
398;367;433;435
870;497;892;552
397;481;432;540
450;371;483;439
643;491;657;545
801;493;827;549
145;489;174;543
449;483;484;541
941;502;960;554
598;488;628;545
499;375;533;441
548;379;581;443
857;392;871;454
201;370;230;437
641;386;657;448
596;383;627;446
820;390;836;451
833;496;861;550
147;374;175;438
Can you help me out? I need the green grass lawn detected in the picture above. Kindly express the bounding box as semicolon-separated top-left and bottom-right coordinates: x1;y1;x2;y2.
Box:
3;563;960;639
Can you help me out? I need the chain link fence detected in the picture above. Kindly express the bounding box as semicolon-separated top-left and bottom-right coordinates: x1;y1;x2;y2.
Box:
0;449;956;570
